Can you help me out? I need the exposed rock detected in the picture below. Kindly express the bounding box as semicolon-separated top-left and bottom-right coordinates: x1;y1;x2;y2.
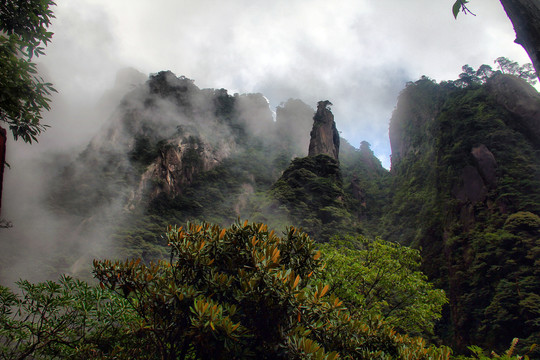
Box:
471;144;497;188
129;136;234;208
350;176;366;207
308;100;340;160
388;79;442;169
453;165;488;204
486;74;540;146
450;145;498;230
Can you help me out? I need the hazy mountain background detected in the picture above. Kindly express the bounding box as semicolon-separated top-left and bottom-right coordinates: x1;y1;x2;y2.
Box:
1;0;539;357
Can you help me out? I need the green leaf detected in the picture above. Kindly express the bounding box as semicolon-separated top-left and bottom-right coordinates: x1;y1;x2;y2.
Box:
452;0;461;19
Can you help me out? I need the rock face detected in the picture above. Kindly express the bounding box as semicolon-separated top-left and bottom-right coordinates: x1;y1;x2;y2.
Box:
386;74;540;354
129;136;234;207
453;144;497;205
308;100;340;160
471;144;497;188
389;79;442;168
486;74;540;146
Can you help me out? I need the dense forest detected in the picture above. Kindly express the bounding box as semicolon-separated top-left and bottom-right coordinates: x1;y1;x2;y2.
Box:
1;62;539;359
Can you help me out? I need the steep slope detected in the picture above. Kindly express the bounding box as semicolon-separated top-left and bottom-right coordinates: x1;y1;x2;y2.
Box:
272;102;388;241
384;74;540;354
340;140;390;232
49;72;354;264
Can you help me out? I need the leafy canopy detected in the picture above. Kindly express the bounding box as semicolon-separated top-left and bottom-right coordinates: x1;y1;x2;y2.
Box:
319;236;448;337
0;221;455;359
93;221;453;359
2;220;535;359
0;0;57;143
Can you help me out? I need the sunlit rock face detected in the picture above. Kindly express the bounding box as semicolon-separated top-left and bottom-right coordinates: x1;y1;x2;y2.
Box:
308;100;340;160
128;136;234;208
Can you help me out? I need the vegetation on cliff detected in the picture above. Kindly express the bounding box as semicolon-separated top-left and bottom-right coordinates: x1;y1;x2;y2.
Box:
384;67;540;355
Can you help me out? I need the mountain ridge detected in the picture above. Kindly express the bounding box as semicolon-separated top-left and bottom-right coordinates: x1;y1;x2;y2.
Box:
21;69;540;356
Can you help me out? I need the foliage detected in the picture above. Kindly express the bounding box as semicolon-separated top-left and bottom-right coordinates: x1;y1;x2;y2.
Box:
385;70;540;355
449;59;536;88
494;57;537;85
0;0;57;143
461;338;537;360
93;221;453;359
0;220;535;359
452;0;475;19
503;211;540;234
272;154;361;241
0;275;138;359
319;236;447;337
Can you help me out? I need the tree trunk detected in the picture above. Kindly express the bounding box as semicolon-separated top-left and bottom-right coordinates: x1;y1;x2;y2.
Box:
0;126;5;217
499;0;540;81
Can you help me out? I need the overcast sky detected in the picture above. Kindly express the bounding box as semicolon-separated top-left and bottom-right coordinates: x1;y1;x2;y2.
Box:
31;0;533;169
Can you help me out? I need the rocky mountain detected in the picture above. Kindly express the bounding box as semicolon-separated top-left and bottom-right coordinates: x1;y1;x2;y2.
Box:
44;69;539;356
52;72;304;217
384;73;540;353
308;100;340;160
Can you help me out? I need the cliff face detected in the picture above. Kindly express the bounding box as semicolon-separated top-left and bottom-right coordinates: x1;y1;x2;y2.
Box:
308;100;340;160
389;79;444;167
50;71;325;223
385;75;540;353
128;136;234;208
51;72;234;214
486;73;540;146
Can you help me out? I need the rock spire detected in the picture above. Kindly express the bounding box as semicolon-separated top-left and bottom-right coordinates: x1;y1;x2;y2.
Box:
308;100;340;160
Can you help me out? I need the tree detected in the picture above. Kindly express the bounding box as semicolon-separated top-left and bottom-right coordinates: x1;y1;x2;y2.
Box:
0;276;139;359
0;0;56;142
455;64;482;88
93;221;452;359
2;220;534;359
494;56;538;84
0;0;56;220
453;0;540;82
451;59;536;87
319;236;448;337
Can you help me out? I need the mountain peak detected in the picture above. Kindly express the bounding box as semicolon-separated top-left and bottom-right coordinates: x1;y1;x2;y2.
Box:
308;100;340;160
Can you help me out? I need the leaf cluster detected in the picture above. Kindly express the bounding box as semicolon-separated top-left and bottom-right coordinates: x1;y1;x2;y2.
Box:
0;0;57;142
0;276;138;359
319;236;448;337
91;221;453;359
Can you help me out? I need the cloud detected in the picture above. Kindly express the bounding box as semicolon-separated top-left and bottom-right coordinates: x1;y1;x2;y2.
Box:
14;0;533;189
